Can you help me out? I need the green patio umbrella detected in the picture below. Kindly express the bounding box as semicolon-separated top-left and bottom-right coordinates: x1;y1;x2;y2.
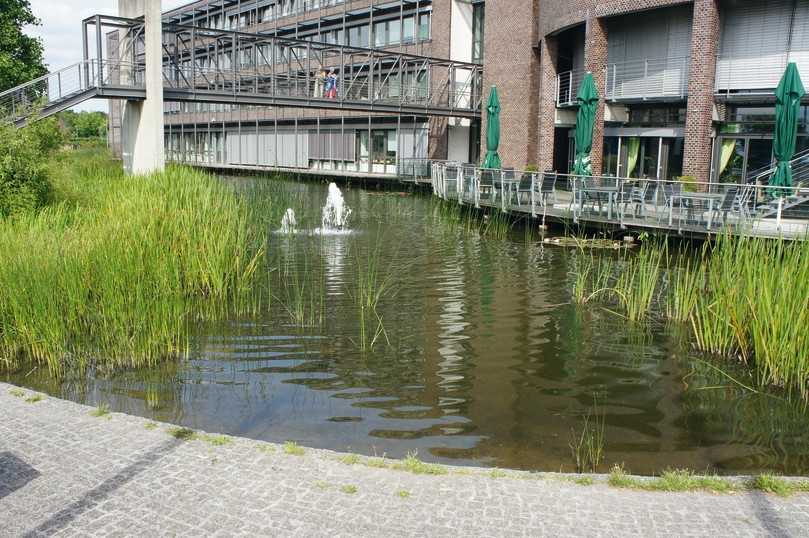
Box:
771;63;806;190
482;86;501;169
573;72;600;176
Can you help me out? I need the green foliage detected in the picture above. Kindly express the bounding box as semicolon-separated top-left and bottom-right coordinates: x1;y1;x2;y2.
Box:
0;0;47;92
569;396;606;473
0;149;265;376
392;452;447;475
60;111;108;140
0;118;64;216
283;441;305;456
167;427;197;441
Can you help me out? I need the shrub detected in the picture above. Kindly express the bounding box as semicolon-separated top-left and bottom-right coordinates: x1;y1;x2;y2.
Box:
0;118;65;217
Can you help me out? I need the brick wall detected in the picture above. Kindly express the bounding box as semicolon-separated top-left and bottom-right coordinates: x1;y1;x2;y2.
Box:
584;17;608;175
683;0;720;182
536;35;559;171
481;0;541;170
538;0;692;37
427;0;451;160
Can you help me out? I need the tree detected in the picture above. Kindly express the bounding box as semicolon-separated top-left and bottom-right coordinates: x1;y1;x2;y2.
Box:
0;0;47;92
60;110;108;139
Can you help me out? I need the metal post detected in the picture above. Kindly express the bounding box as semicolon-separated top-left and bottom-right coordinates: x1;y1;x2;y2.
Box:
776;196;784;231
95;15;104;86
82;20;90;87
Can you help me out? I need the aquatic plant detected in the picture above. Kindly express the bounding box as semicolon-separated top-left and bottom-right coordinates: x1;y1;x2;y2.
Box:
0;149;265;376
614;242;664;322
569;396;606;474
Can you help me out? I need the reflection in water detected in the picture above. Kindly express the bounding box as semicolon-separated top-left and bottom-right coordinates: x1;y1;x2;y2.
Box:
6;178;809;475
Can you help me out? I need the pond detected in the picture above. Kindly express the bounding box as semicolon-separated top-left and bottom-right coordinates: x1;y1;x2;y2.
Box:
6;176;809;475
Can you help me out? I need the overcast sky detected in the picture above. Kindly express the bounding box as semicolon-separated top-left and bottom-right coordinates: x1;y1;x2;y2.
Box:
27;1;189;111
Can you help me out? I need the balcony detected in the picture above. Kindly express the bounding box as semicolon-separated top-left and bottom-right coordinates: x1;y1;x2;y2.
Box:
715;52;809;98
604;57;690;102
555;68;586;107
556;57;690;108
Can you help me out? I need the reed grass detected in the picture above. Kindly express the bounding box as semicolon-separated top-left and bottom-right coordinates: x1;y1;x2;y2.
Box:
614;242;664;322
569;396;606;473
0;149;265;376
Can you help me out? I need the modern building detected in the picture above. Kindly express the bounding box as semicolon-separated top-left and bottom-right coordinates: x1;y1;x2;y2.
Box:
109;0;809;184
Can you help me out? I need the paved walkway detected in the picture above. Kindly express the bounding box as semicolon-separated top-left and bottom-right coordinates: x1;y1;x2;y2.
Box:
2;382;809;537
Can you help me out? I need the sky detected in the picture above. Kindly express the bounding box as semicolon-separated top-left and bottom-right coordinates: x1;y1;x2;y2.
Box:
26;1;189;111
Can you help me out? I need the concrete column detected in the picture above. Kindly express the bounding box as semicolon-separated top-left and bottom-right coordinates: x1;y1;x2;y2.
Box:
120;0;165;175
537;36;559;172
584;17;608;175
683;0;720;183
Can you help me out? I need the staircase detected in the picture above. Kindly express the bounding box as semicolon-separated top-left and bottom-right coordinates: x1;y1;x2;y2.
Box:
0;61;102;128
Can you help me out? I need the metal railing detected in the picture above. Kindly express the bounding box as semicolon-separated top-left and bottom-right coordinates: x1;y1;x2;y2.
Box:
555;68;585;107
431;162;809;239
0;60;112;126
604;56;689;101
715;53;809;96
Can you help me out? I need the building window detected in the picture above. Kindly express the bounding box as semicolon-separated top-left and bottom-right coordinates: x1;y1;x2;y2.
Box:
472;3;485;63
348;24;369;47
402;17;415;44
419;13;431;41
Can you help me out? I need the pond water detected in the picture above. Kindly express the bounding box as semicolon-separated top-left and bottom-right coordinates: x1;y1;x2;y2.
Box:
7;177;809;475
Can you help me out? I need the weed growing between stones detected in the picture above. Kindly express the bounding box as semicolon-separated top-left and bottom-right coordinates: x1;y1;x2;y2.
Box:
392;452;447;475
8;388;25;398
200;434;232;447
167;427;197;441
90;404;110;418
283;441;305;456
396;490;411;499
144;422;158;430
340;485;358;495
24;394;43;403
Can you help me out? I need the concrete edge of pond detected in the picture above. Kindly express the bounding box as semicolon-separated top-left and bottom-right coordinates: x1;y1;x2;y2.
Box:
3;381;807;495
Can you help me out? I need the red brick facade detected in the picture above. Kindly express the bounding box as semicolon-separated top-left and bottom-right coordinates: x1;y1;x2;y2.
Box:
683;0;720;181
480;0;541;169
526;0;721;179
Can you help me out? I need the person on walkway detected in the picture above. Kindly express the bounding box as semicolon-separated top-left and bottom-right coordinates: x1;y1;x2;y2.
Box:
315;69;326;98
327;69;338;99
323;70;334;99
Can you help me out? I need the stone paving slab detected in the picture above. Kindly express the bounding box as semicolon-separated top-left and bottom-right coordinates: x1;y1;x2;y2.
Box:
2;381;809;537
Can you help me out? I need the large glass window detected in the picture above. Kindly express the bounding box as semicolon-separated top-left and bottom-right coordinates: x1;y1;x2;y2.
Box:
602;137;619;176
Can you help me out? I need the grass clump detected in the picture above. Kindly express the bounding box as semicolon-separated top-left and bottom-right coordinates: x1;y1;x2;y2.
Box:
396;489;411;499
8;388;25;398
608;465;736;493
144;422;159;430
749;474;809;497
340;485;358;495
90;404;110;418
569;396;606;474
393;451;447;475
200;434;232;447
283;441;305;456
24;394;44;403
167;427;197;441
339;454;360;465
0;149;265;377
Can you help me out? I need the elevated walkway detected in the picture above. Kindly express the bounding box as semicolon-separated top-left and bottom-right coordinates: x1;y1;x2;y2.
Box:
0;15;483;128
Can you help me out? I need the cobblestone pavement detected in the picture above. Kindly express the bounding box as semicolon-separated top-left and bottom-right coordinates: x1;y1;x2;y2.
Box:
2;382;809;537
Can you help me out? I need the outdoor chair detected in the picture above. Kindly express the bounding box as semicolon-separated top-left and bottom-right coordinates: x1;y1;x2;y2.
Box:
712;185;753;227
514;172;538;207
662;182;686;224
539;172;558;208
444;165;459;195
619;180;649;220
462;165;476;199
501;167;516;205
479;169;496;202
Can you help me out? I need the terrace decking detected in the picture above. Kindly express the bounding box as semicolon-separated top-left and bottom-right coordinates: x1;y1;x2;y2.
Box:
428;164;809;240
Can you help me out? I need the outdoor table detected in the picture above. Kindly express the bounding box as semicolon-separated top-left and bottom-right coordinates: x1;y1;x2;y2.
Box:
668;192;724;229
580;184;620;220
